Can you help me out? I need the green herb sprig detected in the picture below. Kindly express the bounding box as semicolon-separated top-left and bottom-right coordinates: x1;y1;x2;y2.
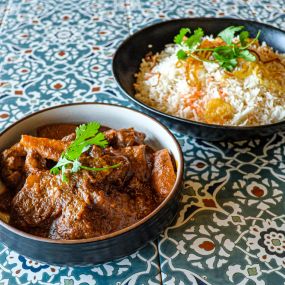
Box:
50;122;120;182
174;26;260;71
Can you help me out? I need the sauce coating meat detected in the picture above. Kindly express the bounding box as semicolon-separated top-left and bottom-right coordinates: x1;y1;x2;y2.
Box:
0;124;176;240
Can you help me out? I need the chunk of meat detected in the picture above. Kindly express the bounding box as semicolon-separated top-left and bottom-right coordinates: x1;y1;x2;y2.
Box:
37;124;77;140
50;178;139;239
106;145;153;182
99;155;131;187
0;191;14;212
20;135;69;161
104;128;145;148
88;189;138;232
25;151;47;173
127;176;158;219
49;198;100;239
0;179;7;195
11;171;63;230
90;189;138;231
62;133;76;142
79;155;131;188
151;149;176;199
0;143;26;189
89;145;103;158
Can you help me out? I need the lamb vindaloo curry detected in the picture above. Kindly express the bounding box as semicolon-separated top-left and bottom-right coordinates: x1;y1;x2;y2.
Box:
0;123;176;240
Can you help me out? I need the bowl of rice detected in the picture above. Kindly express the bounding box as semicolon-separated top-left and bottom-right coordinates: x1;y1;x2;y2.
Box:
113;18;285;141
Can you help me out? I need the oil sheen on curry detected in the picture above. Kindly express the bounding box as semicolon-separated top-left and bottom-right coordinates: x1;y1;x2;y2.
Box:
0;123;176;240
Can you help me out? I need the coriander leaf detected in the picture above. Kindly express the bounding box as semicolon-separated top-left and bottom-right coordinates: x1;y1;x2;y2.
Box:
177;49;188;60
174;26;259;71
50;156;72;174
50;167;59;175
174;28;191;44
213;45;235;60
52;156;71;167
61;165;68;183
82;145;91;153
218;26;244;45
213;46;238;71
239;30;249;46
232;45;240;56
185;27;204;51
241;30;261;49
49;121;120;182
85;132;109;148
65;142;86;160
71;159;81;172
64;123;108;161
75;121;101;143
221;58;238;71
238;49;256;61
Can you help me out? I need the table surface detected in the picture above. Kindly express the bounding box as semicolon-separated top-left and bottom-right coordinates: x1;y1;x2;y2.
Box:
0;0;285;284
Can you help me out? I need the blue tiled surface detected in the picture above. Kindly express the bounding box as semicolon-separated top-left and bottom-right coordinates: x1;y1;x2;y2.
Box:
0;1;284;284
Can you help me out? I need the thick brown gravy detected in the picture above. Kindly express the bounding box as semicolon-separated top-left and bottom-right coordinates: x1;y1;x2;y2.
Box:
0;124;176;240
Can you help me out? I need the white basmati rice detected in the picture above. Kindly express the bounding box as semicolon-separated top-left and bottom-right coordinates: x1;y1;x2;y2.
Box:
134;41;285;126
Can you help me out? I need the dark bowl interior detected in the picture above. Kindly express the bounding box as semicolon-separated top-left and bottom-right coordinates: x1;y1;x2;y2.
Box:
113;18;285;141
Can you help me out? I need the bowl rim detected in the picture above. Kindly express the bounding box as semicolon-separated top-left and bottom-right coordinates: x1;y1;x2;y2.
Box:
112;17;285;130
0;102;184;244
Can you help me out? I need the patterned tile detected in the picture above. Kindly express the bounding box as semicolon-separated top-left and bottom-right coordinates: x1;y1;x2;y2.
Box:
125;0;257;34
0;0;285;284
0;241;162;285
158;137;285;284
0;0;130;129
0;1;161;284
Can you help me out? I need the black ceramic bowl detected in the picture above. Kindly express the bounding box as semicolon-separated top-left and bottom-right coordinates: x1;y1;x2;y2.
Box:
113;18;285;141
0;103;184;266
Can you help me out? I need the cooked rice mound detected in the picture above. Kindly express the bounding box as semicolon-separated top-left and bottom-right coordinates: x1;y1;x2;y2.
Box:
134;38;285;126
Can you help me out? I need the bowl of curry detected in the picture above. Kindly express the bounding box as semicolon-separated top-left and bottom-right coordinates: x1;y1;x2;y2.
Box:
0;103;184;265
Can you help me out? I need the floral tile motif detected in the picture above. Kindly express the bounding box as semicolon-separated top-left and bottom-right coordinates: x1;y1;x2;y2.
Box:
0;0;129;131
1;0;285;285
0;241;162;285
159;166;285;284
126;0;258;34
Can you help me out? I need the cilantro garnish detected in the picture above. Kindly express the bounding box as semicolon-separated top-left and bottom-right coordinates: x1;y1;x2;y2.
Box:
218;26;244;45
177;49;188;60
174;26;260;71
239;30;249;47
50;122;120;182
185;27;204;51
174;28;191;44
